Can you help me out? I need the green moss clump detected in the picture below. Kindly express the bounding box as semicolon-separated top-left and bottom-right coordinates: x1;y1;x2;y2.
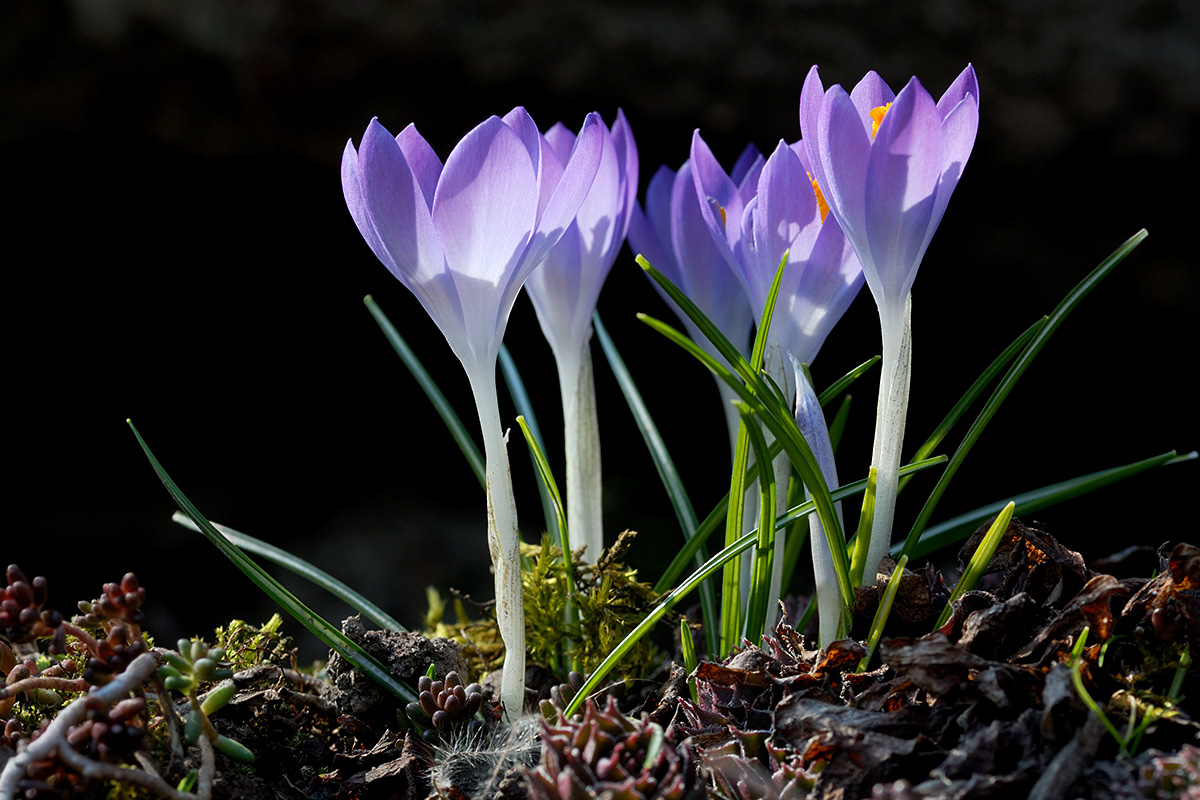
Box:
427;531;665;683
212;614;293;672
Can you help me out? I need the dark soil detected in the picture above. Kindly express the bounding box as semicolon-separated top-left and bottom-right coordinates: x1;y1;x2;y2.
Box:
194;524;1198;800
2;524;1196;800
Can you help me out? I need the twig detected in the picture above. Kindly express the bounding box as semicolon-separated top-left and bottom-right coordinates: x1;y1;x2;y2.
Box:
57;621;101;654
0;652;159;800
0;676;91;700
57;742;212;800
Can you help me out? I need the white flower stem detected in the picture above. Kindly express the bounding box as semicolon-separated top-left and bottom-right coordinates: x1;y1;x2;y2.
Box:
556;336;604;563
466;363;526;720
862;294;913;582
792;362;845;649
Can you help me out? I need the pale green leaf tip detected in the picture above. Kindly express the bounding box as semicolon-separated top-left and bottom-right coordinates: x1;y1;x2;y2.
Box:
635;254;651;271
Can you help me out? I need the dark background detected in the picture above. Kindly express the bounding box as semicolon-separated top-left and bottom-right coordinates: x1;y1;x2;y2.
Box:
5;0;1197;659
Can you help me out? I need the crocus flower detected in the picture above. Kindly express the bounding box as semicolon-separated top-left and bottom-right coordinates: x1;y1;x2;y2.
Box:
626;149;761;457
693;133;864;644
341;108;603;719
525;111;638;563
800;65;979;582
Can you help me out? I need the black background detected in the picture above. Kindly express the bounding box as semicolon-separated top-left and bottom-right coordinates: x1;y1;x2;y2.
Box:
5;0;1197;659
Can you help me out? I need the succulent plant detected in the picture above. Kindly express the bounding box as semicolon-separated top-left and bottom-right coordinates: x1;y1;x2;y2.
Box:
703;730;816;800
80;624;149;687
405;670;484;737
65;695;147;762
75;572;147;635
1;565;63;647
539;670;587;721
526;696;702;800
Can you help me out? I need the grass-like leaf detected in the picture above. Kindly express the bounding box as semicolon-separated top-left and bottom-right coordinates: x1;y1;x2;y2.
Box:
500;345;555;535
680;618;699;703
778;475;809;596
655;454;947;594
817;356;879;408
560;458;941;718
171;512;406;633
935;501;1015;628
898;317;1045;495
1070;627;1130;755
364;295;484;488
637;254;755;385
848;467;878;586
898;449;1193;559
713;456;947;638
637;312;849;638
564;525;760;718
736;403;778;646
720;250;788;655
721;417;754;652
515;415;579;665
859;554;908;671
637;259;842;563
827;395;852;454
593;311;718;653
128;421;417;703
899;230;1148;559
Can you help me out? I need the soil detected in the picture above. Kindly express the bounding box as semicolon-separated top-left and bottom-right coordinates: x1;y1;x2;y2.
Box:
3;524;1197;800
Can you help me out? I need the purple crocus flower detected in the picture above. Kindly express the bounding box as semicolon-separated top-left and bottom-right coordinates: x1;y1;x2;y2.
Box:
692;134;863;387
693;133;864;644
525;111;638;563
800;65;980;582
341;108;604;719
626;149;761;456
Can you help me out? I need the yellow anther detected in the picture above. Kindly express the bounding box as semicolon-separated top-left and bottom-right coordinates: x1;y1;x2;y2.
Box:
718;204;727;226
870;103;892;139
810;176;830;224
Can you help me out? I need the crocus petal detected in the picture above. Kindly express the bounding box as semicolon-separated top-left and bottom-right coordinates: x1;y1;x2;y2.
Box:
500;107;544;186
351;120;468;357
799;67;828;188
936;64;980;120
689;131;743;268
627;166;676;278
730;142;766;189
341;137;399;276
848;70;896;131
814;87;875;268
690;131;763;279
863;77;944;302
430;115;538;363
524;112;604;273
612;109;640;240
753;141;818;282
395;123;442;208
526;115;628;350
356;119;448;288
786;218;864;364
543;122;576;167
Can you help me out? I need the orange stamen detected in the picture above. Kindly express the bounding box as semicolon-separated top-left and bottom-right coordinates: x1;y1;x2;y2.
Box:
870;102;892;139
809;175;830;224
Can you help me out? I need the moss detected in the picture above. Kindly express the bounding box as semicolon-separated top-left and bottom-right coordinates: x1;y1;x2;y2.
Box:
212;615;293;672
426;532;666;682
